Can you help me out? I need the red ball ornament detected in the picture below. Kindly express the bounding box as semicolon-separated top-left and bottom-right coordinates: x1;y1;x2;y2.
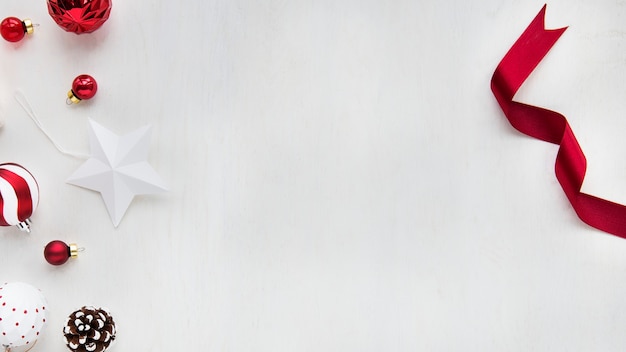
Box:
67;74;98;104
47;0;112;34
44;240;80;265
0;17;34;42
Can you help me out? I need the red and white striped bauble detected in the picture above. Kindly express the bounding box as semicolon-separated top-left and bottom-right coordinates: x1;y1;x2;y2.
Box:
0;163;39;232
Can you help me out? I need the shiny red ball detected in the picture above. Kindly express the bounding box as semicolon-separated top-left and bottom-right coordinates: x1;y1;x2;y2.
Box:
44;240;70;265
47;0;112;34
0;17;26;42
72;75;98;100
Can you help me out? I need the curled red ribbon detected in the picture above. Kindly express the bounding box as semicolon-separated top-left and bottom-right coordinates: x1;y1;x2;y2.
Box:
492;5;626;239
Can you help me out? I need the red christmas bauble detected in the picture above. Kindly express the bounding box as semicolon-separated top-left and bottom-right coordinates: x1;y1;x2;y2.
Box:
47;0;112;34
44;240;80;265
0;163;39;232
1;17;26;42
44;240;71;265
68;74;98;104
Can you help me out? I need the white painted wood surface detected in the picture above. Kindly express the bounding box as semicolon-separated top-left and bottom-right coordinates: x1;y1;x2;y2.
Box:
2;0;626;350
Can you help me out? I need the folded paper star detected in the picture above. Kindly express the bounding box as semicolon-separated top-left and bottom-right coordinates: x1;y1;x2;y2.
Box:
67;119;168;227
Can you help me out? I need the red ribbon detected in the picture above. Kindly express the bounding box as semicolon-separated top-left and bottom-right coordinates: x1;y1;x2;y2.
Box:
492;5;626;239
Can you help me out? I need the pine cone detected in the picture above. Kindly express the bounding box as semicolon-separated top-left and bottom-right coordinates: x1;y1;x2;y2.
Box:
63;306;116;352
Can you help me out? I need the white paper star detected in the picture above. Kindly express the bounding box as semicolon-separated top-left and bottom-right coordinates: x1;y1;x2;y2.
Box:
67;119;168;227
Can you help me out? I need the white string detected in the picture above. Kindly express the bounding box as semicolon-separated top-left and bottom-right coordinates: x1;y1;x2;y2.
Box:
14;90;89;160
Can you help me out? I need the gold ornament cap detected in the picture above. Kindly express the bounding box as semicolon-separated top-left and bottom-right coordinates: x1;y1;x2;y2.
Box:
69;243;79;258
67;90;81;104
23;19;34;35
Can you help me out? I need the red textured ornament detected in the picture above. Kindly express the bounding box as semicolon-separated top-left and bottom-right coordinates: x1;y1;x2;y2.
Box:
67;74;98;104
44;240;79;265
47;0;112;34
1;17;35;42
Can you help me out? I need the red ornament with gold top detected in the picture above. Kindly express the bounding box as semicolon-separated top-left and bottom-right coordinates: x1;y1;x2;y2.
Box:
67;74;98;104
47;0;112;34
44;240;81;265
1;17;35;42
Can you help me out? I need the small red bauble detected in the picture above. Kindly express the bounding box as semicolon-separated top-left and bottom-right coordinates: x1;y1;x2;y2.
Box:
67;74;98;104
1;17;34;42
44;240;79;265
47;0;112;34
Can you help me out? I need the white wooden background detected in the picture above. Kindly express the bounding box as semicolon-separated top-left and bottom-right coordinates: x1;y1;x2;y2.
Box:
2;0;626;350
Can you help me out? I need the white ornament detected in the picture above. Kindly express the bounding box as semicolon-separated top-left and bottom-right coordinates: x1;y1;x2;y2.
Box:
0;282;47;350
